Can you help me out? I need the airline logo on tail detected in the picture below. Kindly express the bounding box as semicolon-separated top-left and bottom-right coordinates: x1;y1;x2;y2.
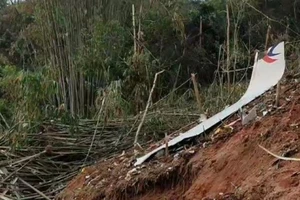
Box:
263;44;280;63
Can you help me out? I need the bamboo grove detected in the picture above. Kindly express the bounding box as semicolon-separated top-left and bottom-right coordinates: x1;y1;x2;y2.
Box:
0;0;300;130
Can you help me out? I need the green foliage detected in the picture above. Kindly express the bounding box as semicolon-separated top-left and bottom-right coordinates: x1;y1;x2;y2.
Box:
0;0;299;131
0;65;56;127
78;20;131;81
0;0;6;11
0;1;36;68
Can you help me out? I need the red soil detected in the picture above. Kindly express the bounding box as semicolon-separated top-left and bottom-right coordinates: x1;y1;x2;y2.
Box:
57;81;300;200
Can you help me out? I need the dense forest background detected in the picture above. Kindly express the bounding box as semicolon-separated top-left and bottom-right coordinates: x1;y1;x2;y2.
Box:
0;0;299;132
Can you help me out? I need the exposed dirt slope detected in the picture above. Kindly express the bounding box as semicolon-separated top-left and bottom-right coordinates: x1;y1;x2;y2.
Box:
57;81;300;200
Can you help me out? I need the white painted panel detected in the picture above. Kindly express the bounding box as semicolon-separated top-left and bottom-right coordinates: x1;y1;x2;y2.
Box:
134;42;285;166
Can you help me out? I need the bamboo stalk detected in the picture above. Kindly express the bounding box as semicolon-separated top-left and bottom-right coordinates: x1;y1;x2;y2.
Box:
265;25;271;52
164;132;169;157
19;178;51;200
134;70;165;147
191;73;202;110
199;16;203;49
275;80;281;107
232;22;238;85
132;4;137;55
84;92;107;164
138;3;142;42
226;2;231;87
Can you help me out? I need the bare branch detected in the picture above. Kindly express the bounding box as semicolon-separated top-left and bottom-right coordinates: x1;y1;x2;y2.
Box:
259;145;300;161
134;70;165;147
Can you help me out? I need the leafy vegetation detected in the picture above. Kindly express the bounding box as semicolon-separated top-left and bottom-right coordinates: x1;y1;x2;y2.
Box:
0;0;299;131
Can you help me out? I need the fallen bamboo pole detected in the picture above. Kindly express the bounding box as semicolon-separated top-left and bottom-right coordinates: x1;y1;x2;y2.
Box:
134;70;165;148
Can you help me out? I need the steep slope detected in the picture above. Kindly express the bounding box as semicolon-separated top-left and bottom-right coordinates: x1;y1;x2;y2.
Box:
57;80;300;200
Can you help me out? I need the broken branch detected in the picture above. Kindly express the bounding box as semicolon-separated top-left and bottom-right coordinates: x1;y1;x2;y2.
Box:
134;70;165;147
275;80;281;107
19;178;51;200
259;145;300;161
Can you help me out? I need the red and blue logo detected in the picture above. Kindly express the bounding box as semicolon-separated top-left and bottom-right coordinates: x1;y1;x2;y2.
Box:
263;44;280;63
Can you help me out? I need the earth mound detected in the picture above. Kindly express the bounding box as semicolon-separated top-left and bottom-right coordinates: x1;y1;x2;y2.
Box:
57;80;300;200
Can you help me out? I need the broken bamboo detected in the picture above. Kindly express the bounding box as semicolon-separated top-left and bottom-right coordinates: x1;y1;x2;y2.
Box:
191;73;202;110
134;70;165;147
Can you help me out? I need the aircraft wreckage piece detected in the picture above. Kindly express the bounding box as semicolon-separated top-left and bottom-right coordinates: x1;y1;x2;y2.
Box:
134;42;286;166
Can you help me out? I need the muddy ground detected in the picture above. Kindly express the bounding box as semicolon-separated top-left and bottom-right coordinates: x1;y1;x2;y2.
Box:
57;80;300;200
